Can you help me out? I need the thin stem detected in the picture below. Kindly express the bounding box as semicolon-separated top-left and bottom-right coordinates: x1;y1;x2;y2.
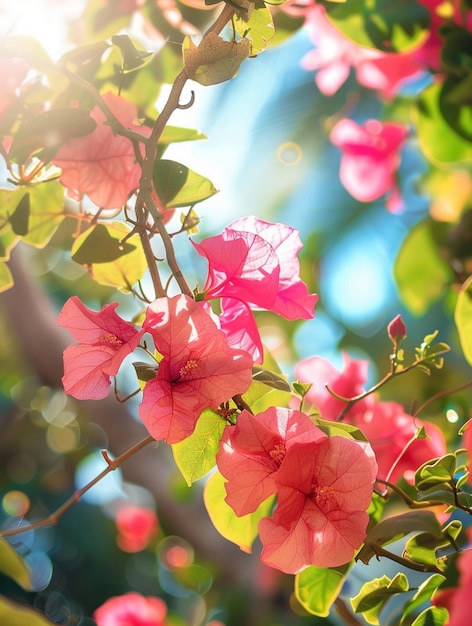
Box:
413;379;472;417
370;544;443;573
0;436;155;539
375;478;437;509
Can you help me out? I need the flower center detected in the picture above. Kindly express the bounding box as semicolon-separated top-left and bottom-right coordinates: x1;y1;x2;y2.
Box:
311;484;335;507
99;331;124;347
268;442;286;465
178;359;199;380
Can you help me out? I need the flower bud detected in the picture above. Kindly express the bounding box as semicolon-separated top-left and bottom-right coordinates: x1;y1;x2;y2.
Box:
387;314;407;348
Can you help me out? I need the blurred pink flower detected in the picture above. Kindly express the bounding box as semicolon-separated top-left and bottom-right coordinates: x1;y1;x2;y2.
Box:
0;57;29;124
57;296;143;400
53;92;147;209
301;5;421;98
94;592;167;626
217;407;327;516
116;506;158;553
330;118;408;211
139;294;253;444
259;437;377;573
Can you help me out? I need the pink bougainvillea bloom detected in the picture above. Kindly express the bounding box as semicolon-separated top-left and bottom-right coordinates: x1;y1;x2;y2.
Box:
57;295;143;400
139;294;253;444
259;437;377;573
193;216;317;321
116;506;159;553
94;592;167;626
301;6;422;98
218;297;264;363
53;92;147;209
330;118;408;211
295;353;371;421
217;407;327;516
0;57;29;124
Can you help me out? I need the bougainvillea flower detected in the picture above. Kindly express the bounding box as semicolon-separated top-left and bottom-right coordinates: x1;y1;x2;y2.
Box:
53;92;147;209
217;407;327;516
217;297;264;363
355;401;447;483
259;437;377;573
57;296;143;400
330;118;408;211
94;592;167;626
301;5;422;98
295;353;371;421
193;216;317;321
0;57;29;125
115;506;159;553
139;294;253;444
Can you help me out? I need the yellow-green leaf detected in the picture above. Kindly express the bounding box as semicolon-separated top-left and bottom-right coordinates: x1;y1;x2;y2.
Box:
0;596;55;626
153;159;218;209
203;470;273;553
0;262;13;292
0;537;33;590
172;409;226;485
22;181;65;248
455;274;472;366
234;1;275;55
296;564;350;617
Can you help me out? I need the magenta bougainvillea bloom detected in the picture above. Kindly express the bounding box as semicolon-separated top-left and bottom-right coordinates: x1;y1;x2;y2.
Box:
57;296;144;400
192;216;317;361
53;92;147;209
139;294;253;444
115;506;159;553
94;592;167;626
330;118;408;212
301;6;422;99
258;436;377;573
217;407;327;516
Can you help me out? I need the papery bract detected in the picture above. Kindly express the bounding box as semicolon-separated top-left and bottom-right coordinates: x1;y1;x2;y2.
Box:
116;506;159;553
218;297;264;363
330;118;408;211
139;294;253;444
217;407;327;516
259;437;377;573
53;92;147;209
94;592;167;626
57;295;143;400
302;6;422;98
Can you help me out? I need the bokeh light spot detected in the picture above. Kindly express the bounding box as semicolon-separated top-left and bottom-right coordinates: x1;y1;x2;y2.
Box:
2;490;30;517
276;142;302;166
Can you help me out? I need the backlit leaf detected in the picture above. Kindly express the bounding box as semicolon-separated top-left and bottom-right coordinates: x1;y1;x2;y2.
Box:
153;159;218;209
172;409;226;485
233;1;275;56
0;262;13;292
203;470;274;553
0;537;33;591
111;34;153;73
400;574;446;624
410;606;448;626
183;33;251;86
455;275;472;366
295;564;349;617
351;573;410;625
0;596;55;626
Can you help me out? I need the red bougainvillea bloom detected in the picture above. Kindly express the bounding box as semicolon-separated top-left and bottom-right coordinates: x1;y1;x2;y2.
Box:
259;437;377;573
53;92;147;209
139;294;253;444
217;407;327;516
116;506;159;553
330;118;408;212
301;6;422;98
94;592;167;626
57;296;143;400
295;353;370;421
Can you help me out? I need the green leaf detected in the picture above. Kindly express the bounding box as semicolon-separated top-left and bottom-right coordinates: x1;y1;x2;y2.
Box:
0;596;56;626
0;537;33;590
233;1;275;55
455;274;472;366
415;454;457;490
203;470;273;553
357;511;441;565
172;409;226;486
323;0;430;53
152;159;218;209
111;34;153;73
410;606;448;626
350;573;410;625
251;366;291;392
0;262;13;292
400;574;446;624
404;521;461;568
158;126;207;145
414;82;472;163
9;193;30;236
9;109;96;163
242;380;292;413
313;417;367;441
132;361;158;383
394;219;452;314
72;222;147;291
183;33;251;86
22;181;65;248
295;564;350;617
